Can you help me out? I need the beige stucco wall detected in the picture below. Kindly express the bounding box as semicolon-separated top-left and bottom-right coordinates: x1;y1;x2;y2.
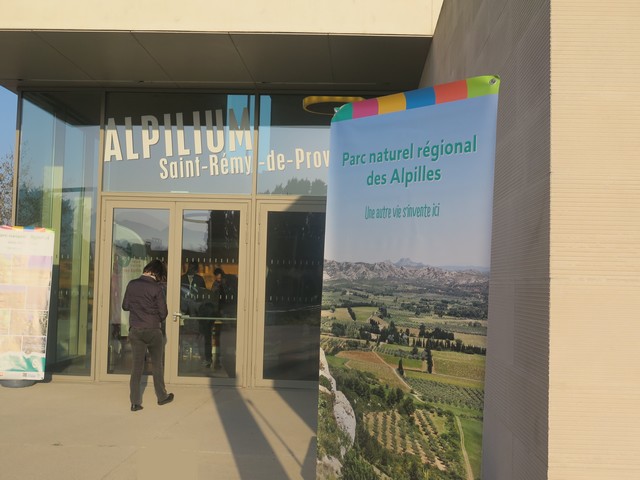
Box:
422;0;551;478
0;0;442;36
424;1;640;479
549;2;640;479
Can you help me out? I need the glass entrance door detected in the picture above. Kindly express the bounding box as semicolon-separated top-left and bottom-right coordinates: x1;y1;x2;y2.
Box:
176;208;241;380
100;198;247;385
254;202;326;388
105;204;170;378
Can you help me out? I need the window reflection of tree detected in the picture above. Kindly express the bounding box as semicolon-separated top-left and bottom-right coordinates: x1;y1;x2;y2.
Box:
267;178;327;196
17;182;78;304
0;153;13;225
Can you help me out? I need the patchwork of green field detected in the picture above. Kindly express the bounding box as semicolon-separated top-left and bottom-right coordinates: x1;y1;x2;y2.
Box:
336;350;409;391
380;315;487;337
320;335;354;352
363;408;450;471
320;280;487;479
455;332;487;348
322;343;479;479
432;350;485;382
460;416;483;480
324;357;469;478
378;351;423;370
320;335;370;353
405;369;483;389
375;344;414;355
321;306;379;323
322;305;488;342
375;345;485;381
404;371;484;410
326;355;348;369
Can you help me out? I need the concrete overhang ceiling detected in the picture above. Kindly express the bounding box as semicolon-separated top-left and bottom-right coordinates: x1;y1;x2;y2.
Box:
0;31;430;94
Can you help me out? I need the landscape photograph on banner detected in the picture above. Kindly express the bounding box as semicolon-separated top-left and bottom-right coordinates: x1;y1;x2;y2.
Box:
317;77;499;480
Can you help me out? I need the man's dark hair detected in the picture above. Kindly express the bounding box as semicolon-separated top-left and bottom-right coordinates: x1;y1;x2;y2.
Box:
143;260;167;280
213;267;224;276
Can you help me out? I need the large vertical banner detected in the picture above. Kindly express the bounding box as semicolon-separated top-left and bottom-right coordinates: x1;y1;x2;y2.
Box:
317;76;500;480
0;226;55;380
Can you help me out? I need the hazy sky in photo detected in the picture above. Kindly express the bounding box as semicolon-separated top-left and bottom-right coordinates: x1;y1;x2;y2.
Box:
324;94;499;269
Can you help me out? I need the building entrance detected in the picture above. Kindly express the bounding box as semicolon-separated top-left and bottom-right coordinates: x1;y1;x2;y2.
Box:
97;196;325;387
14;90;333;382
98;197;248;385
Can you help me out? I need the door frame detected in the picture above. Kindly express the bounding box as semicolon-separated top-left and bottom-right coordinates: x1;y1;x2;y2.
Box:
96;195;251;386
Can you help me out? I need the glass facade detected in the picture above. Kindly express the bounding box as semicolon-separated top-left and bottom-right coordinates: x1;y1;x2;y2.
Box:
258;95;331;195
17;92;101;375
14;89;336;381
103;93;256;194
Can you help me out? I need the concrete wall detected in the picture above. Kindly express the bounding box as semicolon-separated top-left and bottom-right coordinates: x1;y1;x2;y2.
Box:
421;1;551;478
424;1;640;479
549;2;640;479
0;0;442;36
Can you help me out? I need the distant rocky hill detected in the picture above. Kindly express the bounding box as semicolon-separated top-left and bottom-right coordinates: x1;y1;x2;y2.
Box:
323;259;488;286
394;257;426;268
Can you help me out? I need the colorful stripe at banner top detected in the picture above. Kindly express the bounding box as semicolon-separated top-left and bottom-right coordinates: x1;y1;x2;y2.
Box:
332;75;500;123
0;225;49;232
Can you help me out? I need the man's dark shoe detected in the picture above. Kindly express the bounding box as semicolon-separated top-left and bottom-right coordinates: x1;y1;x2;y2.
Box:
131;404;143;412
158;393;174;406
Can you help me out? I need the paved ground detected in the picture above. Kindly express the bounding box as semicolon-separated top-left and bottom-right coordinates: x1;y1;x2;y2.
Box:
0;380;318;480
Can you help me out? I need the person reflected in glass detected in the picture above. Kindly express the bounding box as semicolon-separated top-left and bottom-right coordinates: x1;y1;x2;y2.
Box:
180;262;206;315
122;259;174;412
199;267;225;368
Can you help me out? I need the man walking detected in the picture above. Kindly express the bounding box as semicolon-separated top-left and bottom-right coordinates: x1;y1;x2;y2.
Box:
122;259;174;411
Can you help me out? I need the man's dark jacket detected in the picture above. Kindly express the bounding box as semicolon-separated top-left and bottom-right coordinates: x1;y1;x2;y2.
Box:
122;275;168;329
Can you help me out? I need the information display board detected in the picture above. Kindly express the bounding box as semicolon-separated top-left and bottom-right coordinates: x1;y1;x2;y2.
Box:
317;76;500;479
0;226;55;380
